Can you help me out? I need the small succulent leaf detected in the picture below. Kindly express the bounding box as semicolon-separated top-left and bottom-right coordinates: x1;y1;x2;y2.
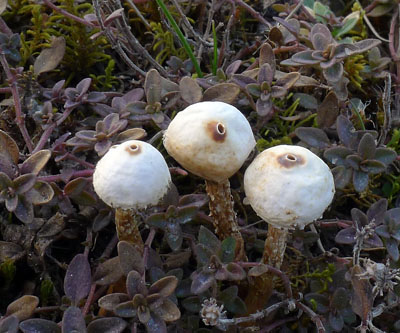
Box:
270;85;287;98
291;50;321;65
0;171;12;189
350;265;373;324
231;74;257;89
386;238;400;261
353;39;381;53
275;72;300;90
153;298;181;322
74;130;97;141
176;206;198;224
76;78;92;96
311;32;330;51
225;262;246;280
195;243;213;266
118;241;145;275
116;128;146;142
334;12;359;38
20;318;61;333
98;293;130;312
14;196;34;224
62;306;86;333
86;91;106;103
179;77;202;104
219;285;238;301
259;43;275;70
346;154;362;170
258;63;274;85
137;304;151;323
14;174;37;194
336;115;357;149
181;296;201;313
86;317;127;333
190;271;215;294
353;171;369;192
126;270;146;298
357;133;376;160
146;213;167;229
0;129;19;165
317;91;339;128
145;69;162;104
331;287;349;310
95;140;113;156
166;226;183;251
331;165;351;189
34;36;66;76
6;295;39;321
226;60;242;76
367;199;387;225
21;150;51;176
351;208;369;229
374;148;397;165
335;227;356;244
219;237;236;263
246;83;261;97
0;241;25;262
6;195;18;212
375;225;390;239
114;301;137;318
311;23;333;46
256;98;273;117
360;159;386;174
323;62;343;83
149;276;178;297
248;264;269;277
295;127;330;149
304;293;330;314
64;254;92;305
365;233;383;248
203;83;240;104
0;315;19;333
269;26;283;44
0;154;17;179
329;312;344;332
198;226;220;253
93;257;124;286
64;177;88;197
324;147;353;165
293;93;318;109
145;313;167;333
26;181;54;205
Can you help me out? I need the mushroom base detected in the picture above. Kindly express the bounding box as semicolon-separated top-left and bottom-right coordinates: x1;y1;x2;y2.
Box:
244;226;289;314
205;179;245;261
115;208;144;252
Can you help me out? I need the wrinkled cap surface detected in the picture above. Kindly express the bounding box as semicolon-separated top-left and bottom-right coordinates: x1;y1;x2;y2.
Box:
163;101;256;182
244;145;335;229
93;140;171;210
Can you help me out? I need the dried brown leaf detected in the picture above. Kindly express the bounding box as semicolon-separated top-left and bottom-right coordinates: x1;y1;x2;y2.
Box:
6;295;39;321
203;83;240;104
34;37;66;76
179;77;202;104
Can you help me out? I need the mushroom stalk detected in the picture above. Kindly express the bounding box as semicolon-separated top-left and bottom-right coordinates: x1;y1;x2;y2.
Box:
205;179;245;260
115;208;144;252
262;226;288;268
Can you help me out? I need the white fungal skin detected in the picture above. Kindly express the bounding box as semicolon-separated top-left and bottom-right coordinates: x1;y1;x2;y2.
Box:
163;101;256;183
93;140;171;210
244;145;335;230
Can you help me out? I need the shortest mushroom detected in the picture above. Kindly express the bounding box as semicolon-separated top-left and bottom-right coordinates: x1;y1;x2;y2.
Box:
243;145;334;312
93;140;171;251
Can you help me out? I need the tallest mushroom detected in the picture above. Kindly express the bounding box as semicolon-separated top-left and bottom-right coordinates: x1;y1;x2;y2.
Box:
164;101;255;260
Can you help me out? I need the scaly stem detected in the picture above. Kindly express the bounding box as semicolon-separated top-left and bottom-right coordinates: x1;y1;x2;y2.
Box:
115;208;144;253
245;226;288;314
205;179;245;261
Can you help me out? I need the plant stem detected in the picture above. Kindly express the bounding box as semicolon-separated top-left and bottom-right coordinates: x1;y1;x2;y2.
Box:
155;0;203;77
0;51;34;152
205;179;245;261
115;208;144;253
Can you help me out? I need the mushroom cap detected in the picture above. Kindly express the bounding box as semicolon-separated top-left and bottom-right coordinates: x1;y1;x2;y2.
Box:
163;101;256;182
93;140;171;210
244;145;335;229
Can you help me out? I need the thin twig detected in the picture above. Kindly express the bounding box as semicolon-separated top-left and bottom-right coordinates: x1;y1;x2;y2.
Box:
0;51;34;152
378;72;392;145
38;169;94;183
42;0;95;27
232;0;272;28
296;301;325;333
125;0;151;30
285;0;304;21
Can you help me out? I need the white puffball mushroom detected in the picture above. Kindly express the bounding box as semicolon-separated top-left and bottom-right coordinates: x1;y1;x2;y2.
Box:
163;101;256;182
244;145;335;230
93;140;171;249
93;140;171;210
164;101;256;260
